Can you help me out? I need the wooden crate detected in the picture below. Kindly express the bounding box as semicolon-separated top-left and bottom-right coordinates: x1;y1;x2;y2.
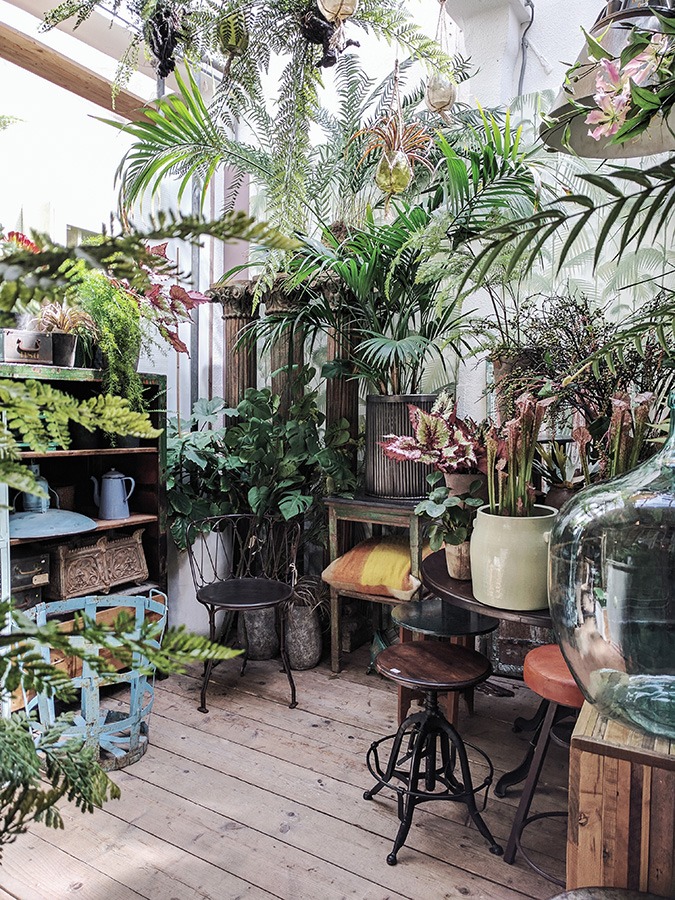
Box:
567;702;675;897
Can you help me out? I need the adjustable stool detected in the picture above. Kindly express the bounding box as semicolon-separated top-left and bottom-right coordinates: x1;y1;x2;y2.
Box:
363;641;503;865
501;643;584;885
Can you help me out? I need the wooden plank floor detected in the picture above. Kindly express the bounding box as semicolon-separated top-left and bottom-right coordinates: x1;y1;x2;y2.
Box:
0;646;569;899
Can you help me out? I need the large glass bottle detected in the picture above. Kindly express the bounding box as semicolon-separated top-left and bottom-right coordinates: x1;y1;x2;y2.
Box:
548;395;675;739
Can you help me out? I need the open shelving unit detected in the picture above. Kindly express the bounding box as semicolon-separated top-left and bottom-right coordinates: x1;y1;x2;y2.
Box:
1;363;167;598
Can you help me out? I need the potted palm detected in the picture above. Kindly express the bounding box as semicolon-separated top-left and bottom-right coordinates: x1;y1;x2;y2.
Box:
265;204;468;499
470;392;558;611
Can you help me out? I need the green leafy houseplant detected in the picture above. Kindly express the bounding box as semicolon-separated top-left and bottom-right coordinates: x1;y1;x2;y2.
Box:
167;375;354;550
415;474;485;551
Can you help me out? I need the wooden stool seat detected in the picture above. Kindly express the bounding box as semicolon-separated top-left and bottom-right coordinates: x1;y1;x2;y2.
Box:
376;641;492;692
524;644;584;710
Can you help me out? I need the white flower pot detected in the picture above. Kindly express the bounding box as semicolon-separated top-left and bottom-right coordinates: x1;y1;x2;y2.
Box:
470;505;558;611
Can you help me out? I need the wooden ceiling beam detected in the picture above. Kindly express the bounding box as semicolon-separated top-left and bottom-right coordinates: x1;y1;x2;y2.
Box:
0;20;151;122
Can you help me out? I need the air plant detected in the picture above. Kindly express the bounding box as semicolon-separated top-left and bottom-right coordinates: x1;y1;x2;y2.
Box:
381;391;486;474
351;61;433;202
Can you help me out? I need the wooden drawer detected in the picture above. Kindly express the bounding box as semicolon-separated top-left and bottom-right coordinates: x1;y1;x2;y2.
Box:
567;703;675;897
12;586;42;611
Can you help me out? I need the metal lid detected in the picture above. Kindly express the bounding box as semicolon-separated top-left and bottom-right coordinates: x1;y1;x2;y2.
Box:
9;509;98;540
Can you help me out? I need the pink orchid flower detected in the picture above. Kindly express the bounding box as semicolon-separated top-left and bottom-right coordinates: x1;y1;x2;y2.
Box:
586;89;630;140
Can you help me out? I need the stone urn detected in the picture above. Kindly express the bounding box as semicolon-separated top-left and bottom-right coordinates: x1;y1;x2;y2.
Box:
285;605;323;670
238;608;279;660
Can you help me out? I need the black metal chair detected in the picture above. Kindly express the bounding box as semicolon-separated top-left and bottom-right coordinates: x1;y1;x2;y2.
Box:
186;514;301;713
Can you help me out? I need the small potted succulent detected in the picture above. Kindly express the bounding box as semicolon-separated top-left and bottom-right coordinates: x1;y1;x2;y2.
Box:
34;301;98;367
415;475;485;580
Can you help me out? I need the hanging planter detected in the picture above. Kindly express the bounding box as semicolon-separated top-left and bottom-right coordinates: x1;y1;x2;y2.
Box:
317;0;358;22
424;1;459;120
351;60;433;205
425;74;457;116
217;9;250;76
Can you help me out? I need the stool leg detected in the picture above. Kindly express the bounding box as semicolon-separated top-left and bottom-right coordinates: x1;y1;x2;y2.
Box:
278;604;298;710
387;716;432;866
364;711;426;800
439;717;503;856
503;700;557;865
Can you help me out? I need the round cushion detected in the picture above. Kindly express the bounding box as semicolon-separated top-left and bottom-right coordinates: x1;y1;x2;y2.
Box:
523;644;584;709
376;641;491;691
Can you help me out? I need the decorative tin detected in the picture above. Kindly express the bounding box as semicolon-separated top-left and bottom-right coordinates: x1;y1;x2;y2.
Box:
10;551;50;592
47;529;148;599
1;330;53;364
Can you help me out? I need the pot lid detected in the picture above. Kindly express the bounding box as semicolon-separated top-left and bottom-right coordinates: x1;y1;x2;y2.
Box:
9;509;98;540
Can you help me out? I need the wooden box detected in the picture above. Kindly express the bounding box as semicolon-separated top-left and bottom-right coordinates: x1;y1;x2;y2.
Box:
47;529;148;599
567;702;675;897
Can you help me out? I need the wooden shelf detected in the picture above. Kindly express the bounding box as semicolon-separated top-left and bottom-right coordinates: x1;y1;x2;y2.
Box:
19;447;158;459
10;513;158;546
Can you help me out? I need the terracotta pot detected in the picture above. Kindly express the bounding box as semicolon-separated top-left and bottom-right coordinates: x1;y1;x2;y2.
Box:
443;472;488;501
470;505;558;610
545;485;578;511
445;541;471;580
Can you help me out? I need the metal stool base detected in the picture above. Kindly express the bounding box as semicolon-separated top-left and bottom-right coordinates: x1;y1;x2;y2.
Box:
363;690;503;864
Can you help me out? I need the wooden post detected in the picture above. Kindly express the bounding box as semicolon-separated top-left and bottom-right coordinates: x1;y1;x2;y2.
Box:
211;281;257;408
264;277;305;416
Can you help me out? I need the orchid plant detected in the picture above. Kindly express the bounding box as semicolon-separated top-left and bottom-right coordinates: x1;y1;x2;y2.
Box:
579;13;675;145
380;391;486;475
486;392;553;517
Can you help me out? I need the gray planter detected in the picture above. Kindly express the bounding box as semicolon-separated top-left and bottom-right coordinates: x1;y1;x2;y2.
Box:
365;394;436;499
238;608;279;660
52;332;78;367
285;606;323;670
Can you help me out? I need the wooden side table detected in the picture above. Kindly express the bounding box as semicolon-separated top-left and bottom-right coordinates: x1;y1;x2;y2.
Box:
325;496;423;674
567;703;675;897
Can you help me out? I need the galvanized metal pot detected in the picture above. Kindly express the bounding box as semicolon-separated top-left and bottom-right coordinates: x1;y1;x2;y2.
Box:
365;394;436;499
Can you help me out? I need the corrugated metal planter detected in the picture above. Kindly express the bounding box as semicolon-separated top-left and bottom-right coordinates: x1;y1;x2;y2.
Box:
365;394;436;499
23;591;167;770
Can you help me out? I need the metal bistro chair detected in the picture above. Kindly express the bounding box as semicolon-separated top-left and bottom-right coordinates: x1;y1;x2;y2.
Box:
186;514;301;713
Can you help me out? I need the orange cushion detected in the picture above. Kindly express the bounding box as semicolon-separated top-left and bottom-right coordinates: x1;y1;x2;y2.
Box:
523;644;584;709
322;536;431;602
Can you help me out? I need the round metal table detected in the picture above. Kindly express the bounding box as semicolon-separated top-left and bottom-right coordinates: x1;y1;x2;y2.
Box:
391;596;499;638
421;550;554;630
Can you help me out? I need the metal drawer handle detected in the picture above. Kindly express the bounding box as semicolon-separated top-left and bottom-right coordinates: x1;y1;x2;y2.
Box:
16;337;41;358
15;563;46;577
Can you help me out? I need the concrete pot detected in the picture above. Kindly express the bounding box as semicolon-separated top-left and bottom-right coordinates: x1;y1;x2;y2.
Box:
470;505;558;610
285;606;323;670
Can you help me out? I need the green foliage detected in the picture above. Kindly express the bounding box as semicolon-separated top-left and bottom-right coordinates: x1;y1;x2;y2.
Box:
0;212;298;314
0;380;161;493
167;377;355;550
415;474;484;550
258;203;467;395
72;271;145;411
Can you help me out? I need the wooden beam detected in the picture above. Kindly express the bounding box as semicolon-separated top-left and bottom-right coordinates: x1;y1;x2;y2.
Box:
0;21;151;122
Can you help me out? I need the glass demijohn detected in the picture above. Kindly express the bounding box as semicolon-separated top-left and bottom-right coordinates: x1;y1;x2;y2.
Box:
548;394;675;739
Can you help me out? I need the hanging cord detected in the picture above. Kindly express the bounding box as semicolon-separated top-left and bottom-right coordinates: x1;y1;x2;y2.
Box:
518;0;535;96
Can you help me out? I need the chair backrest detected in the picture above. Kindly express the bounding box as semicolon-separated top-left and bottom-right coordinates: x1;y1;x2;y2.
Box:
186;514;301;592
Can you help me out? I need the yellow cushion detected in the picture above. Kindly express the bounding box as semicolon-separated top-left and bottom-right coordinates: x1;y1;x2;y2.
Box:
322;536;429;601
